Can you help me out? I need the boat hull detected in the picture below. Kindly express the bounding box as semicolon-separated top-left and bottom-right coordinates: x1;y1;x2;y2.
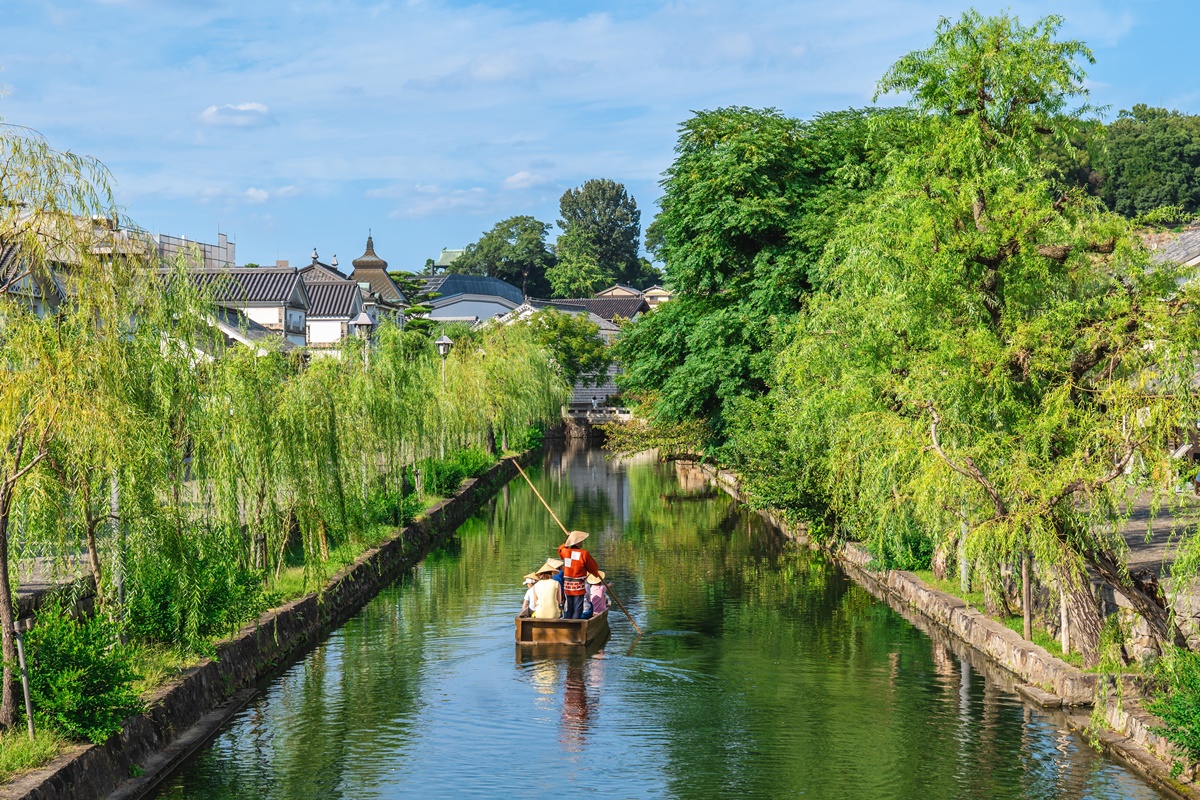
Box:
514;609;610;646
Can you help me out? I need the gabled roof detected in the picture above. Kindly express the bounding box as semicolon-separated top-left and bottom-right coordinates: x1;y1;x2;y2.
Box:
190;267;309;309
415;273;523;306
300;261;350;282
307;281;362;319
594;283;644;298
435;248;465;268
551;295;649;321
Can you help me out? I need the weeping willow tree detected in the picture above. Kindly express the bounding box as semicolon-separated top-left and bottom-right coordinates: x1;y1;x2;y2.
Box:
744;12;1200;665
0;122;220;725
0;118;568;728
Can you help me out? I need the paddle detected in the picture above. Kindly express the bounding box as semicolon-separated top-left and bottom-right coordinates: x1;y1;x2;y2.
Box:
511;458;643;635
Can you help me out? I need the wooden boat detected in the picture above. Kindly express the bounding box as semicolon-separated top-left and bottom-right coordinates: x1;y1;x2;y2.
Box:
514;609;610;646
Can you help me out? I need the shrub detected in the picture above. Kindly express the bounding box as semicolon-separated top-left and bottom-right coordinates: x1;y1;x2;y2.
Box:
509;425;544;453
417;447;495;497
22;602;142;744
1147;647;1200;763
124;527;268;650
366;488;424;527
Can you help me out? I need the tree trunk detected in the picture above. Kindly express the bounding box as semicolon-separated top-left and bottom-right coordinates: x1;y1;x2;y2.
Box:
0;485;18;729
501;429;509;452
932;540;950;581
958;519;971;594
1062;567;1105;667
85;516;102;597
1059;584;1070;655
1021;552;1033;642
1088;548;1185;652
486;426;498;457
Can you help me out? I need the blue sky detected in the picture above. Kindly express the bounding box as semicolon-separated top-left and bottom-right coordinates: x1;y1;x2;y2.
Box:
3;0;1199;270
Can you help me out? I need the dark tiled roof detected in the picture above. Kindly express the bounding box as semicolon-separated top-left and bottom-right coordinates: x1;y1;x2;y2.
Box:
1148;229;1200;265
307;281;361;318
416;273;523;305
191;267;306;307
551;296;649;321
300;262;349;282
352;268;406;304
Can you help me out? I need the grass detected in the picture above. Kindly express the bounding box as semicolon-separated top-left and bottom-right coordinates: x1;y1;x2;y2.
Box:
912;570;1090;669
1001;615;1086;668
0;728;68;784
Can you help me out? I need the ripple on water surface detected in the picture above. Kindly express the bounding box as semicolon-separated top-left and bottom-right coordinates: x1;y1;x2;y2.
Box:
152;447;1167;800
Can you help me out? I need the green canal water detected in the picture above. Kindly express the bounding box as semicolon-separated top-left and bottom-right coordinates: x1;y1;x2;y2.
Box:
153;446;1166;799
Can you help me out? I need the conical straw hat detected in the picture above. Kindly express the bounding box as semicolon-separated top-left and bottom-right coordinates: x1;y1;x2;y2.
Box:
586;570;606;585
565;530;589;547
534;559;560;576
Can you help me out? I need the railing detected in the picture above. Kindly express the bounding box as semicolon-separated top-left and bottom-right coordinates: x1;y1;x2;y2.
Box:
563;405;633;423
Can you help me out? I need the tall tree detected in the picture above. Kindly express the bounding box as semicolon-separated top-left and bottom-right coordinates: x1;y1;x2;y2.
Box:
546;227;612;297
615;106;904;449
557;179;648;289
451;215;555;297
746;11;1200;664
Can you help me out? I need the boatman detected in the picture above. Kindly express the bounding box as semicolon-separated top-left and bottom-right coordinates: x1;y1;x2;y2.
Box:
557;530;601;620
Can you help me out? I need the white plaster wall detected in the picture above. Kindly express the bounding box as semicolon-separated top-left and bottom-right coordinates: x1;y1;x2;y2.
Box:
307;319;345;344
244;306;281;328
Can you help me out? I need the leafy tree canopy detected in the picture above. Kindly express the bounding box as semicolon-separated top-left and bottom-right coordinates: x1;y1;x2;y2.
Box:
734;10;1200;664
1099;104;1200;218
546;227;612;297
450;215;555;297
615;105;907;447
557;179;650;289
523;309;613;388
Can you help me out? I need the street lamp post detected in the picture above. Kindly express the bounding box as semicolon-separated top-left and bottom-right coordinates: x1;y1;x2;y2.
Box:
351;312;375;367
435;332;453;458
435;332;453;387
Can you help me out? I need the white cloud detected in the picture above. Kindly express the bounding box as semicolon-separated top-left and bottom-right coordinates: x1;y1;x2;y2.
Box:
243;187;269;203
274;185;301;198
199;102;271;127
503;170;548;190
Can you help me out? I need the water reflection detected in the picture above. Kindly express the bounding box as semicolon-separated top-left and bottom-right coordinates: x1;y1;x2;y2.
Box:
153;442;1166;800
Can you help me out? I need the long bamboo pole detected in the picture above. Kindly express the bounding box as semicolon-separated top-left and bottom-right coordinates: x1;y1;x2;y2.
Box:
511;458;642;635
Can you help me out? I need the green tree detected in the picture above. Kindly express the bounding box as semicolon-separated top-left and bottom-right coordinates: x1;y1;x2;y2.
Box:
451;215;555;297
388;271;441;338
557;179;645;289
1099;104;1200;218
546;227;611;297
746;11;1200;664
524;309;612;387
615;106;903;448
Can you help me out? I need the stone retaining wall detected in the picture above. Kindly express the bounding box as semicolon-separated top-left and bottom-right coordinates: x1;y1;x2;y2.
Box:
0;452;535;800
680;460;1199;798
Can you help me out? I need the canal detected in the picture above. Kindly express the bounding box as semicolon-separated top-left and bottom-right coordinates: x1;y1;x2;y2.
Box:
152;445;1166;800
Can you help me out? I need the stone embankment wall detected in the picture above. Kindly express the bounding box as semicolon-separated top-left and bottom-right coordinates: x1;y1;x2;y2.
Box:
680;461;1199;800
1;452;536;800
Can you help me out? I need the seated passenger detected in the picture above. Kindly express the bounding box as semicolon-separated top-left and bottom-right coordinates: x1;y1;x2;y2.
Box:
519;574;538;618
532;560;564;620
586;571;608;615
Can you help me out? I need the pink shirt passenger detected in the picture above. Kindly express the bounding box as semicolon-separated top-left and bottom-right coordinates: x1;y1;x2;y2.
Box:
587;581;608;614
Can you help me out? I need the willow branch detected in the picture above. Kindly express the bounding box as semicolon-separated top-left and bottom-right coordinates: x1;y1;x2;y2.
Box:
926;401;1009;518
